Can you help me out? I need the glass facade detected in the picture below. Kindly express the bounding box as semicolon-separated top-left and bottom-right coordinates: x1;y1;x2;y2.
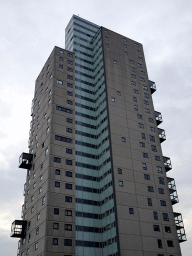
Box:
65;15;118;256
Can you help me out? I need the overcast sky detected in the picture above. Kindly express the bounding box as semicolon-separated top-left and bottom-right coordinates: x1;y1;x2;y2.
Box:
0;0;191;255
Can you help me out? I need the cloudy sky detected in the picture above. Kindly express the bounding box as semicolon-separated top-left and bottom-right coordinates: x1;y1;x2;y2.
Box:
0;0;191;255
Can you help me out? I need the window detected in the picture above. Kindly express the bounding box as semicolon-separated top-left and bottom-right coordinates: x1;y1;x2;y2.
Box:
105;36;108;40
131;81;136;85
149;135;155;142
162;213;169;221
130;60;134;64
144;100;149;105
138;63;142;68
42;196;45;205
28;222;31;230
46;127;49;134
67;75;73;80
67;100;73;105
36;227;39;235
60;50;64;54
147;198;152;206
54;181;60;189
57;79;63;85
40;175;43;181
134;105;138;111
113;60;117;64
121;137;126;142
158;188;164;194
35;242;38;250
148;186;154;192
59;57;63;61
123;44;127;48
64;239;72;246
138;123;144;128
137;114;142;119
105;30;108;33
137;50;141;55
159;177;165;184
124;51;128;55
55;169;60;175
54;157;61;163
142;163;147;170
143;153;148;158
134;42;139;47
66;159;72;165
67;83;73;88
67;67;73;72
133;89;139;94
144;93;149;99
65;210;72;216
66;183;72;190
67;91;73;96
39;187;42;194
141;133;146;139
131;74;136;78
66;171;72;177
145;108;150;113
67;53;73;57
117;168;122;174
65;196;72;202
117;91;121;96
144;174;150;180
165;226;171;233
66;118;72;123
132;67;135;72
123;38;127;41
167;240;174;247
27;248;29;255
119;180;123;186
141;71;145;75
59;64;63;69
54;208;59;215
143;85;148;91
66;127;72;133
53;223;59;229
65;224;72;230
148;118;154;123
33;182;36;189
151;145;157;152
155;156;160;161
133;96;137;102
37;213;40;220
150;127;155;132
154;225;160;231
111;97;115;102
53;238;58;245
27;190;30;195
157;239;163;249
140;142;145;147
157;166;163;173
66;148;72;154
153;211;158;220
31;206;34;213
106;44;109;48
160;200;166;206
129;208;134;214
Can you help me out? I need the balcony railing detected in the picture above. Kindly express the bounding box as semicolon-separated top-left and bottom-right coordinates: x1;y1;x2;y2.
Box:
10;220;27;238
19;153;33;169
158;128;166;143
163;156;172;171
174;212;187;243
167;177;179;205
155;111;163;126
149;80;156;94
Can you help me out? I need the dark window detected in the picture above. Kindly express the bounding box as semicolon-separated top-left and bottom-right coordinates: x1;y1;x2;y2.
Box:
130;60;134;64
66;159;72;165
148;118;154;123
140;77;145;81
66;127;73;133
59;64;63;69
141;133;146;139
143;85;148;90
54;208;59;215
142;163;147;170
67;100;73;105
147;198;152;206
160;200;166;206
67;60;73;65
133;89;139;94
66;183;72;190
67;67;73;72
144;93;149;99
138;57;143;61
132;67;135;72
144;100;149;105
133;96;137;102
148;186;154;192
65;224;72;231
155;156;160;161
121;137;126;142
157;239;163;248
65;196;72;202
150;135;155;142
53;238;58;245
134;105;138;111
157;166;163;173
67;83;73;88
140;142;145;147
66;118;72;123
138;63;142;68
144;174;150;180
143;153;148;158
137;114;142;119
65;210;72;216
106;44;109;48
151;145;157;152
53;223;59;229
141;71;145;75
157;254;164;256
54;157;61;163
138;123;144;128
64;239;72;246
162;213;169;221
154;225;160;231
66;148;72;154
67;91;73;96
145;108;150;113
67;53;73;57
153;211;158;220
131;81;136;85
117;168;122;174
137;50;141;55
158;188;164;194
117;91;121;96
67;75;73;80
55;169;60;175
129;208;134;214
167;240;174;247
159;177;165;184
150;127;155;132
59;57;63;61
66;171;72;177
165;226;171;233
55;181;60;188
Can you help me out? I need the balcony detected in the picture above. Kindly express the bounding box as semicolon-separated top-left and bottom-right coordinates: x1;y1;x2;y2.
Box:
10;220;27;238
149;80;156;94
158;128;166;143
163;156;172;171
155;111;163;126
167;177;179;205
174;212;187;243
19;153;33;169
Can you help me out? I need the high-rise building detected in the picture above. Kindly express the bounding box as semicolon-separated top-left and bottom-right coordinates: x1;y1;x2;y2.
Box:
11;15;186;256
